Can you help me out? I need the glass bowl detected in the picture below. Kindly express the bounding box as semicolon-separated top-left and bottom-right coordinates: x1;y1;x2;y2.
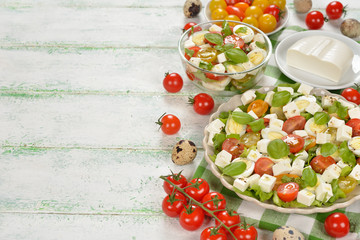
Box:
178;20;272;96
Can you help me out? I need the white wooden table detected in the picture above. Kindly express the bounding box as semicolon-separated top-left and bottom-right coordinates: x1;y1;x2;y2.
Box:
0;0;359;239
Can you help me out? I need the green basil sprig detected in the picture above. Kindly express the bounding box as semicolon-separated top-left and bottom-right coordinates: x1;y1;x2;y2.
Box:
271;91;291;107
320;143;337;157
185;48;194;58
314;112;330;125
302;167;317;187
225;48;249;64
255;41;266;49
267;139;290;159
214;43;235;52
231;111;254;124
204;33;223;46
339;141;356;167
221;20;232;37
248;118;265;132
223;161;246;176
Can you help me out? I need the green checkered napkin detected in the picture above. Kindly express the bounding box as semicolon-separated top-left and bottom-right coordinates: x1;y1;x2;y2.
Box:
194;26;360;240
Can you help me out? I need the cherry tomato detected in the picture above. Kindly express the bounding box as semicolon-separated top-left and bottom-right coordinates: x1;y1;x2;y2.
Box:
281;134;305;154
252;0;270;12
242;16;259;28
210;0;228;12
239;132;261;148
282;115;306;134
205;72;227;81
198;47;218;63
185;178;210;201
224;34;245;48
341;87;360;105
189;93;215;115
304;135;316;151
240;0;252;5
247;99;269;117
226;6;245;20
163;172;188;194
338;176;357;194
163;72;183;93
324;212;350;238
306;11;325;30
269;0;286;10
183;22;202;33
245;6;263;19
185;46;201;61
346;118;360;137
225;0;241;5
222;138;245;159
254;157;274;176
310;155;336;174
225;15;241;26
156;113;181;135
186;71;195;81
201;226;227;240
357;157;360;165
233;224;258;240
179;204;205;231
326;1;344;20
264;4;281;22
273;174;299;190
212;8;229;20
202;192;227;216
162;192;187;217
215;210;241;232
234;2;249;13
277;182;299;202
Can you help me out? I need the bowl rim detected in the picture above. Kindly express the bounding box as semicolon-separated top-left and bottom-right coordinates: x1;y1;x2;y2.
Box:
177;20;273;76
202;86;360;214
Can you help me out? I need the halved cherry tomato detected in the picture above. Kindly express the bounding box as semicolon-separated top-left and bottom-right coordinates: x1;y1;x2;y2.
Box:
224;34;244;49
234;2;249;13
281;134;305;154
205;73;227;81
185;178;210;201
282;116;306;134
246;118;269;132
304;135;316;151
310;155;336;174
254;157;274;176
222;138;245;159
185;46;201;60
277;182;299;202
226;6;245;20
239;132;261;148
338;176;357;194
273;174;299;190
346;118;360;137
247;99;269;118
201;192;227;216
197;47;218;63
186;71;195;81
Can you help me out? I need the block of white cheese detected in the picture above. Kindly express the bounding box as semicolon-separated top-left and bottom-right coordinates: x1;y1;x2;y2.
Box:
286;36;354;82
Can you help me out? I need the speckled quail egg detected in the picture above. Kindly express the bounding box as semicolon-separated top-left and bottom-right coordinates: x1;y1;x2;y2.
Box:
273;226;305;240
232;158;255;178
233;25;254;43
293;95;317;112
247;48;267;65
171;140;197;165
183;0;202;18
225;117;246;136
261;128;288;140
304;118;328;136
348;136;360;156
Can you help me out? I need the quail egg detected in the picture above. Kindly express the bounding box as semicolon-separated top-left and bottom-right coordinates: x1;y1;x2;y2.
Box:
171;140;197;165
232;158;255;178
233;25;254;43
261;128;288;140
304;118;328;136
348;136;360;156
273;226;305;240
293;95;317;112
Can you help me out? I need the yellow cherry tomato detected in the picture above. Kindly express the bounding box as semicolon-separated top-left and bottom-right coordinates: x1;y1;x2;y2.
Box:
252;0;270;12
269;0;286;10
197;47;217;63
338;176;357;194
209;0;227;12
211;8;229;20
258;13;277;33
234;2;249;13
242;16;259;28
245;6;264;19
225;15;241;26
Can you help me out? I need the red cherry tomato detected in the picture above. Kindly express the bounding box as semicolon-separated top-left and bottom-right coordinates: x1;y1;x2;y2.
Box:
281;134;305;154
346;118;360;137
201;226;227;240
306;11;325;30
185;178;210;201
224;34;245;48
163;172;188;194
222;138;245;159
156;113;181;135
205;72;228;81
163;72;183;93
225;6;245;20
233;224;258;240
324;212;350;238
240;0;253;5
264;4;281;22
341;88;360;105
282;116;306;134
162;192;187;217
202;192;227;216
326;1;344;20
310;155;336;174
189;93;215;115
276;182;300;202
185;46;201;61
183;22;202;36
215;210;241;232
225;0;241;5
254;157;274;176
179;204;205;231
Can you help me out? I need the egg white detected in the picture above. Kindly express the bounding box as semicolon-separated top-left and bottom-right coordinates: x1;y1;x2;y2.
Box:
304;118;328;136
261;128;287;140
225;117;246;136
294;95;317;112
348;136;360;156
232;158;255;178
233;25;254;43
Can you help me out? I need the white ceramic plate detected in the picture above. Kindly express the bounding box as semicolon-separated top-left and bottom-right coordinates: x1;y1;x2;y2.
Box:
275;31;360;90
203;1;289;36
203;86;360;214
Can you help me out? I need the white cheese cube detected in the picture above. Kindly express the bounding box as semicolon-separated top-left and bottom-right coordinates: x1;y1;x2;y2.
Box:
322;95;339;107
316;133;331;144
269;118;284;130
315;182;333;202
247;150;262;162
184;39;195;48
206;119;225;133
217;53;227;63
297;83;313;95
264;113;277;120
258;174;276;193
290;159;305;176
349;164;360;181
336;125;352;142
328;117;345;128
248;110;258;119
199;43;211;49
321;164;341;183
188;57;201;72
305;102;323;115
283;102;301;119
348;107;360;119
297;189;316;206
248;174;260;188
338;99;355;110
253;33;265;43
207;132;215;147
209;24;223;32
293;130;308;137
257;139;271;154
233;177;249;192
272;161;292;176
336;160;349;169
233;107;243;112
211;64;226;73
215;150;232;168
264;91;275;106
295;150;308;161
241;90;256;105
277;87;294;95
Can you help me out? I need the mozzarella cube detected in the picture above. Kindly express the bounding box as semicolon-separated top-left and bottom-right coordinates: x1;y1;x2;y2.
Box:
211;63;226;73
336;125;352;142
233;107;243;112
272;160;292;176
247;149;262;162
215;150;232;168
328;117;345;128
315;182;333;202
199;43;211;49
258;174;276;193
321;164;341;183
257;138;270;154
295;150;309;161
207;132;215;147
305;102;323;115
283;102;301;119
293;130;308;137
349;164;360;181
264;113;277;120
209;24;223;32
336;160;349;169
184;39;195;48
217;53;227;63
297;189;316;206
188;57;201;72
264;91;275;106
248;110;258;119
233;178;249;192
248;174;260;188
297;83;313;95
348;107;360;119
253;33;265;43
277;87;294;95
290;158;305;176
338;99;355;110
322;95;338;107
206;119;225;133
269;118;284;130
316;133;331;144
241;90;256;105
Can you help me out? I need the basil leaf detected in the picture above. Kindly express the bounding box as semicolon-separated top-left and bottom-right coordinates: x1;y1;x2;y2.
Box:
215;43;235;52
300;112;313;121
271;91;291;107
222;20;232;37
314;112;330;125
340;166;352;177
320;143;337;157
339;141;356;167
255;41;266;49
225;48;249;64
249;118;265;132
235;27;247;34
231;111;254;124
277;83;301;91
302;167;317;187
185;48;194;58
213;133;226;154
204;33;223;46
267;139;290;159
199;61;213;71
336;102;348;120
219;111;230;119
222;161;246;176
255;91;266;100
